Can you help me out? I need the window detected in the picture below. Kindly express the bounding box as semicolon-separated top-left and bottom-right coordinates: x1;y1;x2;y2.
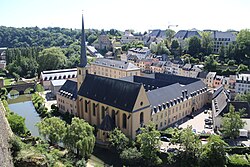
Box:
79;70;81;75
112;110;116;122
101;106;105;119
123;113;127;129
140;112;144;123
92;103;96;116
85;100;88;113
140;101;143;106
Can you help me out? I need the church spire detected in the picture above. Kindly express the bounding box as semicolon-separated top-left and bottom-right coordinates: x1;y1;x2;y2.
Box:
80;13;87;67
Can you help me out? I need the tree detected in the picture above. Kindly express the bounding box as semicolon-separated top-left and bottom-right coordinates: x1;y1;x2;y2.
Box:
235;92;250;103
38;47;67;72
63;117;95;159
236;29;250;62
35;84;44;92
7;113;27;136
165;29;176;47
87;34;97;45
108;128;129;153
188;36;201;59
153;42;171;55
120;147;142;166
136;123;162;166
237;64;249;73
175;126;201;167
37;117;66;145
200;135;228;167
204;54;218;72
222;104;246;139
201;32;213;56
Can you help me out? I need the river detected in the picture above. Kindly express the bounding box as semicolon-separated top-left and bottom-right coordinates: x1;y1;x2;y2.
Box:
8;94;41;137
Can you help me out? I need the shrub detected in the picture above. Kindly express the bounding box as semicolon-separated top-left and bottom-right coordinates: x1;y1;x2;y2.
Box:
227;154;250;167
120;147;142;166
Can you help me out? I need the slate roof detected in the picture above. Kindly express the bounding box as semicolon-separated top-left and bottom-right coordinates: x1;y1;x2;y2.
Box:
78;74;142;112
99;115;116;131
174;30;201;40
92;58;140;71
58;80;78;100
197;71;208;79
147;80;206;110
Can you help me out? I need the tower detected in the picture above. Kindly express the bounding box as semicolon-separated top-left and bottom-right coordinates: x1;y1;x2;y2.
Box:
77;14;88;90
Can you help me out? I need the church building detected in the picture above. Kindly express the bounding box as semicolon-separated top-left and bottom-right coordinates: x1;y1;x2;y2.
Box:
57;15;209;142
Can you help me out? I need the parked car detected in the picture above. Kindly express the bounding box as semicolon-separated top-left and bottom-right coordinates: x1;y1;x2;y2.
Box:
204;124;213;129
160;136;170;142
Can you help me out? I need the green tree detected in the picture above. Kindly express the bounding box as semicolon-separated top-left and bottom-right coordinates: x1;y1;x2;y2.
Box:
7;113;27;136
120;147;142;166
204;54;218;72
136;123;162;166
237;64;249;73
176;126;201;167
235;92;250;103
188;36;201;59
201;135;228;167
63;117;95;159
37;117;66;145
222;104;246;139
201;31;213;56
236;29;250;63
38;47;67;72
108;128;129;153
165;29;176;47
87;34;97;45
35;84;44;92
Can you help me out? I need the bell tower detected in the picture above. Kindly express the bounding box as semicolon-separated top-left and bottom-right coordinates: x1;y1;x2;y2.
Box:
77;14;88;90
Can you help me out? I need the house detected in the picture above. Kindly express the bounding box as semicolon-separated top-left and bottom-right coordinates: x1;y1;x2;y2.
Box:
205;30;237;54
121;30;143;44
143;30;166;45
40;68;77;90
174;29;201;47
127;47;151;60
180;64;202;78
205;72;217;88
235;73;250;94
94;32;112;50
212;87;250;135
90;58;141;78
150;61;166;73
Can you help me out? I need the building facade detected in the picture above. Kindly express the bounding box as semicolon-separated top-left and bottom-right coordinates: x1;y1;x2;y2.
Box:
90;58;141;79
235;73;250;94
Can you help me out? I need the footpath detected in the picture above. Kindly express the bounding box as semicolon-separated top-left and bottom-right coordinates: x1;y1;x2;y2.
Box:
0;102;14;167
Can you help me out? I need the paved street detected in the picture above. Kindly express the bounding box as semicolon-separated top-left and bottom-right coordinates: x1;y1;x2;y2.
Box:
179;109;214;134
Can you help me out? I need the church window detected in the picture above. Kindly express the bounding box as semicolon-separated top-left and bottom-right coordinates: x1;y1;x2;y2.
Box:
123;113;127;129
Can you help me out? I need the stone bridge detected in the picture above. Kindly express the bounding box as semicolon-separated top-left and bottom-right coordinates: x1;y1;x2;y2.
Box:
5;82;36;95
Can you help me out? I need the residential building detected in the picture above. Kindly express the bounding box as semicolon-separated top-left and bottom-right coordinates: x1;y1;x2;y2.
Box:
235;73;250;93
40;68;77;90
143;29;166;45
150;61;166;73
205;72;216;88
90;58;141;78
127;47;151;60
0;47;7;69
121;30;143;44
212;87;250;134
180;64;202;78
208;30;236;54
174;29;201;47
95;33;112;50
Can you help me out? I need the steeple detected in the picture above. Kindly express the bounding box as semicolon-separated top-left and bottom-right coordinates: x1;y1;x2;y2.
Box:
79;14;87;67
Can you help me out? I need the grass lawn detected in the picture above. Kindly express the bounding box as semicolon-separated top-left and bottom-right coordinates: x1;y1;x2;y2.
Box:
4;78;14;86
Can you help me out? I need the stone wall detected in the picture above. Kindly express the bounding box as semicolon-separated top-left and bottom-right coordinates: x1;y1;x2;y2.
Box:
0;102;14;167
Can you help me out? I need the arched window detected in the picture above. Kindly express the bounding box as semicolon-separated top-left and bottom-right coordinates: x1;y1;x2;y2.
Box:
92;103;96;116
44;77;47;81
63;75;66;79
85;100;88;113
68;75;71;78
101;106;105;119
112;110;115;123
140;112;144;124
72;74;75;78
49;77;52;80
59;76;62;79
123;113;127;129
54;76;57;80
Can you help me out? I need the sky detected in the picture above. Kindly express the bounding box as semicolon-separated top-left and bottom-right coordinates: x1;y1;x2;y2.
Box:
1;0;250;32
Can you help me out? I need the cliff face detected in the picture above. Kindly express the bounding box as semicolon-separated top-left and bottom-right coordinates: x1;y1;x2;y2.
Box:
0;102;14;167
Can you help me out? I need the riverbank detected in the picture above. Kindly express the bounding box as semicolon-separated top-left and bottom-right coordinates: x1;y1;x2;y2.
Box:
0;102;14;167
